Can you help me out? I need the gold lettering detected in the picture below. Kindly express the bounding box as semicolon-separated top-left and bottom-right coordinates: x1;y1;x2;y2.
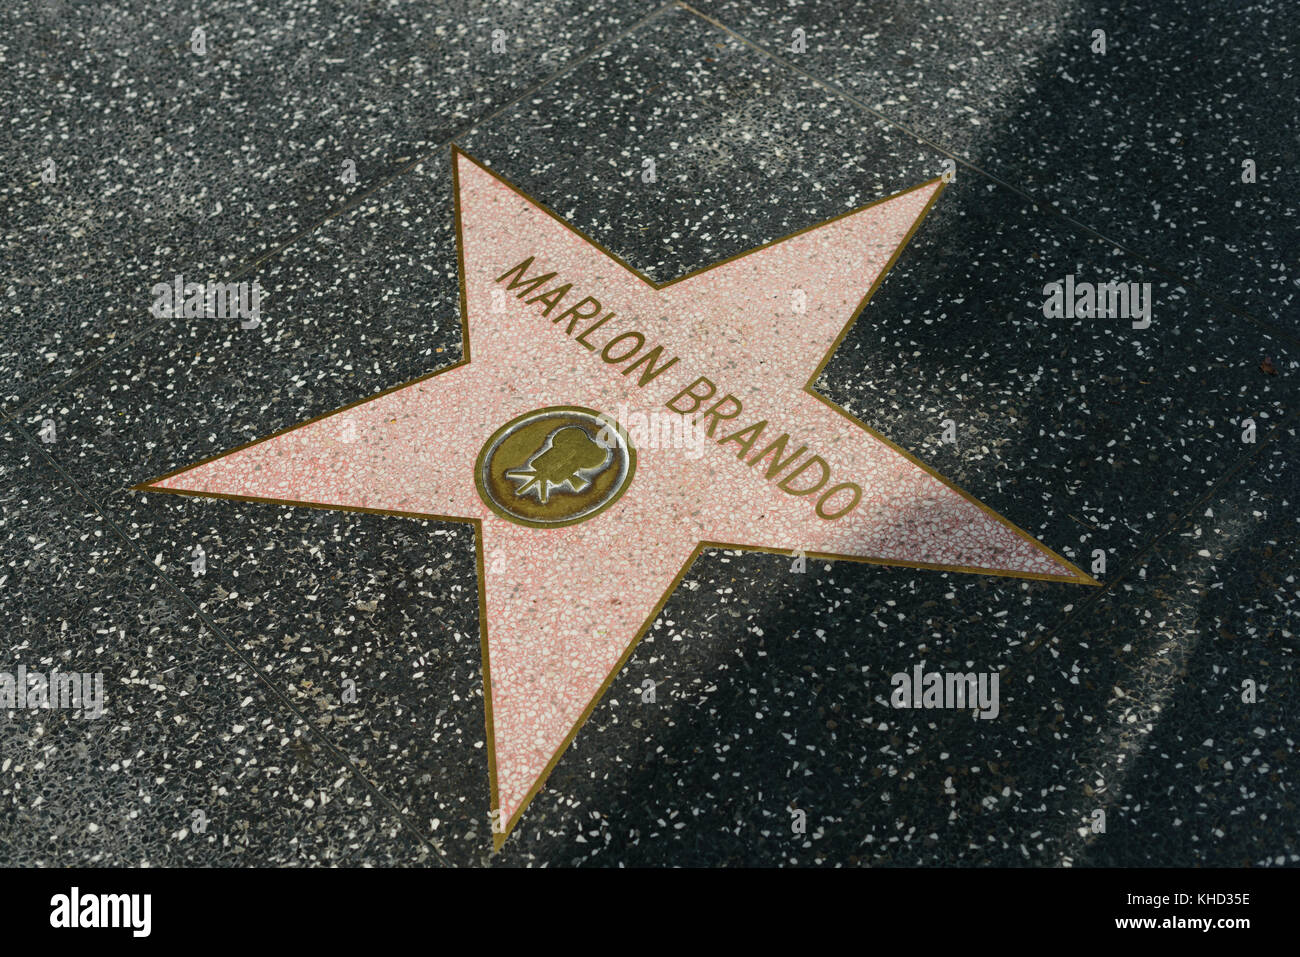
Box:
816;482;862;519
525;282;572;316
552;296;602;334
575;312;615;349
700;394;743;438
667;377;717;414
718;420;767;458
749;434;807;480
777;455;829;496
495;256;555;298
622;344;680;387
601;331;645;363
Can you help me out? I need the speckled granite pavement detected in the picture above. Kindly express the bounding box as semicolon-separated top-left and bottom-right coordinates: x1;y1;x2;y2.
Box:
2;0;1296;866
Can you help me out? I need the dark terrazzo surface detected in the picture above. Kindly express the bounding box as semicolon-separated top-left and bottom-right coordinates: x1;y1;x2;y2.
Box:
1;0;664;411
695;0;1300;334
818;171;1298;582
459;5;950;282
862;423;1300;867
3;0;1297;866
0;425;428;866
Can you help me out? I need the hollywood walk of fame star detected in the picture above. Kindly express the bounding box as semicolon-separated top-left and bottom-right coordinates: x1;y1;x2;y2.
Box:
137;146;1096;848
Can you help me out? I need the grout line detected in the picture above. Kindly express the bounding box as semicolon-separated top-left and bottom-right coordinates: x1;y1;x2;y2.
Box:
676;1;1300;353
8;418;457;867
5;0;681;424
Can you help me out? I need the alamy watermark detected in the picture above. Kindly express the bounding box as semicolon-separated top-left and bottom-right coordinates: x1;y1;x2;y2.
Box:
601;404;707;460
50;887;150;937
150;274;265;328
2;665;104;720
1042;274;1151;329
890;665;999;720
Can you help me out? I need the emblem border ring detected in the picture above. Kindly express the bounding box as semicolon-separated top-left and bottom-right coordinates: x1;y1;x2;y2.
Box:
474;405;637;529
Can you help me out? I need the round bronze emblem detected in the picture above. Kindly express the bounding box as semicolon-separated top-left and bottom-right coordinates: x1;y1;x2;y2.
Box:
475;406;636;527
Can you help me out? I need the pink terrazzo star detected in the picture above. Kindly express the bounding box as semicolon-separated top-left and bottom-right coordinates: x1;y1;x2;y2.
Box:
140;147;1095;847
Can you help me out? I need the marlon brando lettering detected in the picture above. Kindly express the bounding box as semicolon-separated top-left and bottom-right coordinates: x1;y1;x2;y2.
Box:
495;255;865;521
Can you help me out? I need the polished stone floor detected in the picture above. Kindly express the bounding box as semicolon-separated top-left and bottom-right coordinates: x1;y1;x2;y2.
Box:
1;0;1296;866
